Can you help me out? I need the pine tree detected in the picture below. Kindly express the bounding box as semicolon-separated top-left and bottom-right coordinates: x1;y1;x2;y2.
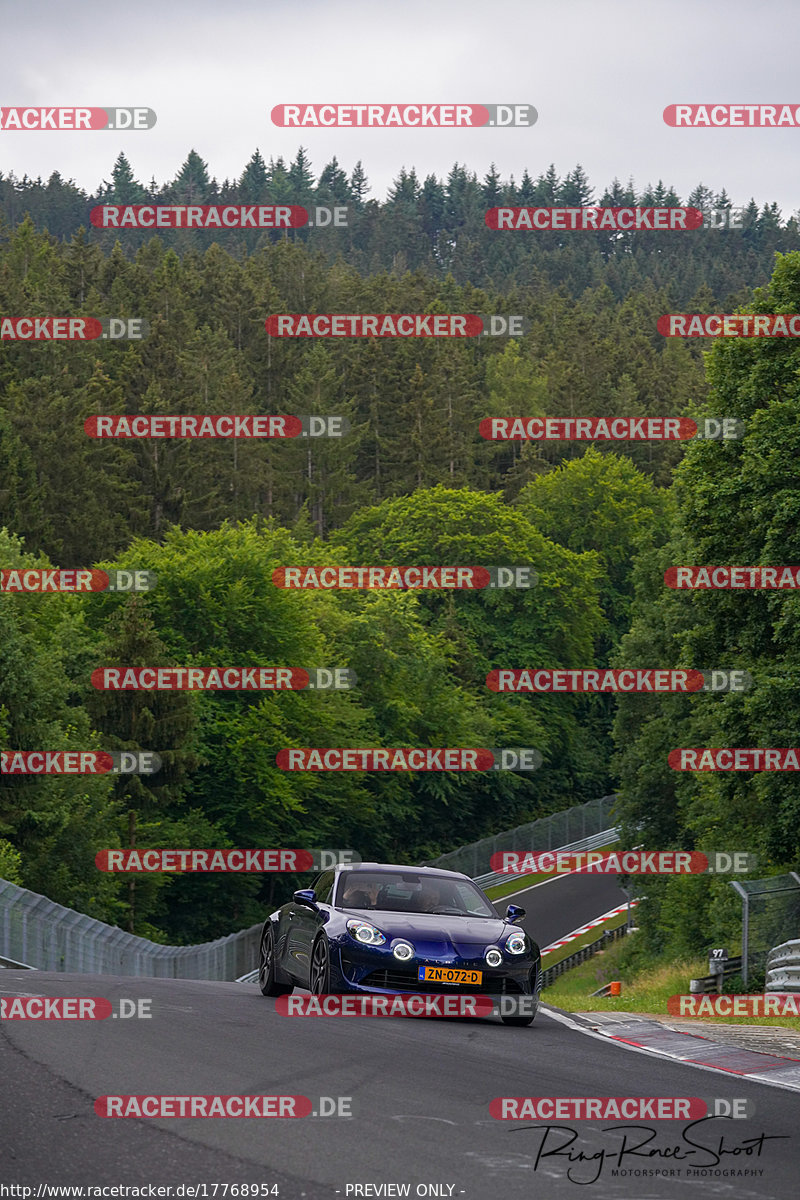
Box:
759;201;782;229
601;177;636;206
64;227;103;306
388;167;421;206
349;160;370;205
285;343;366;534
0;412;47;550
742;198;761;230
419;174;446;242
533;164;559;205
688;183;716;214
169;150;211;203
287;147;315;203
481;163;502;208
239;150;268;202
266;156;292;204
444;163;475;227
102;153;148;204
316;156;350;205
559;164;593;206
516;169;535;205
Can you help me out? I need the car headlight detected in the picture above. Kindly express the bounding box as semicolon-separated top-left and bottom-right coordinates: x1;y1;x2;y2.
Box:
346;919;386;946
505;933;527;955
392;941;414;961
485;947;503;967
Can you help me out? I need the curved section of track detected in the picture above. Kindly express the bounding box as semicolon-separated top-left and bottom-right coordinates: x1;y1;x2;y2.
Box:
1;970;797;1198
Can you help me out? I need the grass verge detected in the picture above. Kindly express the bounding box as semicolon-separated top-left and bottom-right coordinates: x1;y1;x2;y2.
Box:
542;935;800;1028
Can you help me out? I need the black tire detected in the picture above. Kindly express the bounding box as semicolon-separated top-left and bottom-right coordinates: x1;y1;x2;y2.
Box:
501;975;538;1025
309;934;332;995
259;923;293;997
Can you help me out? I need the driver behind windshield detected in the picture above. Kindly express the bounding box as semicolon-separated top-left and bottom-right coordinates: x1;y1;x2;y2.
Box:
340;879;372;908
415;880;444;912
338;872;481;914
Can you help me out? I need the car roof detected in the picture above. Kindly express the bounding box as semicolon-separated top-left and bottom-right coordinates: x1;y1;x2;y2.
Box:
332;862;471;881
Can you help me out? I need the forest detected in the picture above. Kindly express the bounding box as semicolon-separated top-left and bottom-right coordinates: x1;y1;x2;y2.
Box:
1;150;798;957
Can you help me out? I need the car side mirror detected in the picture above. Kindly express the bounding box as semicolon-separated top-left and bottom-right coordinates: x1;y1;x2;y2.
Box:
293;889;319;910
506;904;526;924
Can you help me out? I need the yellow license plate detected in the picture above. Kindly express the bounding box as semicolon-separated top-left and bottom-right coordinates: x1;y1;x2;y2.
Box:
417;966;482;985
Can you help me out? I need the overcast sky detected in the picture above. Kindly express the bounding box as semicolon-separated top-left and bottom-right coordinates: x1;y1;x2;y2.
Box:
2;0;799;214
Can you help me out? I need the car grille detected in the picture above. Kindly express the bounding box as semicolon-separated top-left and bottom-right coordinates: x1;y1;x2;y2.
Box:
359;969;525;995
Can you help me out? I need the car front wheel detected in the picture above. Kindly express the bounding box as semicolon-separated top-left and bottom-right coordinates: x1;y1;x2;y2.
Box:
500;1011;536;1027
501;974;538;1025
309;935;332;995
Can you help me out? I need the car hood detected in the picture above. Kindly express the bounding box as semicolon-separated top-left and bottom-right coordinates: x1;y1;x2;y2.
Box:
340;908;515;946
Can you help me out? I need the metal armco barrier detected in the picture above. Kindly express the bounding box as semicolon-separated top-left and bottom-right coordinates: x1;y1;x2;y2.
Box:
689;956;744;995
0;878;261;979
540;924;630;990
766;940;800;992
426;794;618;879
0;793;621;980
474;827;620;890
0;952;36;969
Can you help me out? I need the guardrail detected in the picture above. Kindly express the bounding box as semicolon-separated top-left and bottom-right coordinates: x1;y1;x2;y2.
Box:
425;794;618;878
1;794;621;979
0;952;36;969
540;923;630;989
0;878;261;979
234;841;625;986
240;924;632;990
475;828;620;890
766;940;800;992
689;956;744;995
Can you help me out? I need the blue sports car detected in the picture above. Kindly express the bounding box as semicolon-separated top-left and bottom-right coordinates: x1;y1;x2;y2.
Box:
258;862;541;1025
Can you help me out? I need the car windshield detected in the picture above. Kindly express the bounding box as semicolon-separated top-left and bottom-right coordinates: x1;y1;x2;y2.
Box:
336;870;496;918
